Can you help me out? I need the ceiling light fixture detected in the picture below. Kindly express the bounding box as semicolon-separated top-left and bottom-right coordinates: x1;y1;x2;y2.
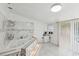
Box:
51;3;62;12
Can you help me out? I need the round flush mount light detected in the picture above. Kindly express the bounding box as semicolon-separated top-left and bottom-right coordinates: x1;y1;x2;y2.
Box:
51;3;62;12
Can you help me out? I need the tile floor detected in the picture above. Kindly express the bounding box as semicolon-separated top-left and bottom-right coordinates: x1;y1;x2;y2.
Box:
37;43;59;56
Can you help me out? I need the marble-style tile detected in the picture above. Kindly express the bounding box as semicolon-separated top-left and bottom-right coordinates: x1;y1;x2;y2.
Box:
38;43;59;56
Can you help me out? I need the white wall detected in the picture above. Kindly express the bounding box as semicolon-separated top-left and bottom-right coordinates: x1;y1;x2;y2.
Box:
0;4;8;50
47;23;59;45
7;13;47;42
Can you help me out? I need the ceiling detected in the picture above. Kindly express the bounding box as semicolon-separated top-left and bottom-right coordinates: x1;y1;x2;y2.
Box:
9;3;79;24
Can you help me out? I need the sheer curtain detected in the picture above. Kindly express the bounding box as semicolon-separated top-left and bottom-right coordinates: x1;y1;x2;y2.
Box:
58;21;73;55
